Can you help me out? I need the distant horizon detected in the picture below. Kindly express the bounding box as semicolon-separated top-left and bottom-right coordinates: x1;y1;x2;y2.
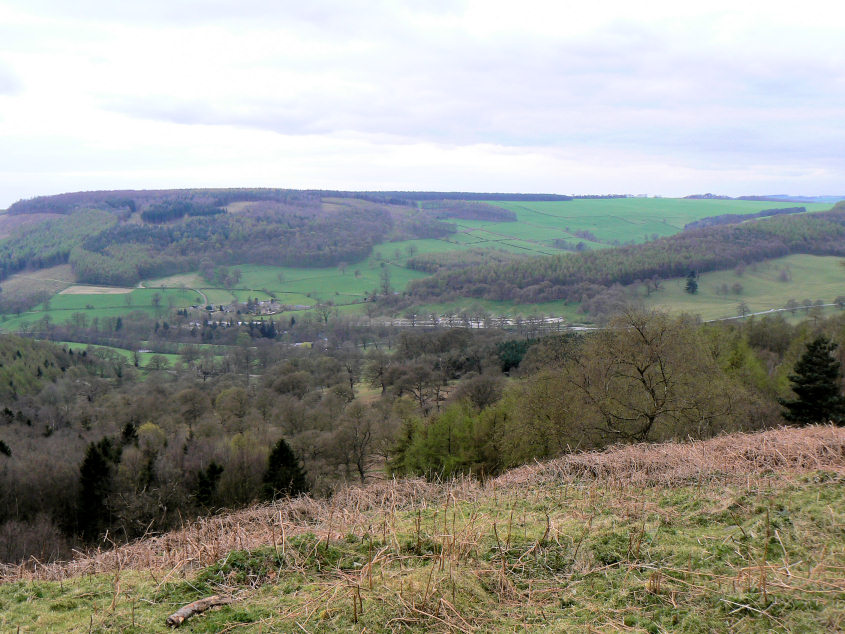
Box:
3;187;844;211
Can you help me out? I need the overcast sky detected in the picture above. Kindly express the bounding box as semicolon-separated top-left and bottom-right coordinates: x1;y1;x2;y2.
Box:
1;0;843;207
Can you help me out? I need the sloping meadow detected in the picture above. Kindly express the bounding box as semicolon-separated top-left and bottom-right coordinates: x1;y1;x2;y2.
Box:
2;425;843;632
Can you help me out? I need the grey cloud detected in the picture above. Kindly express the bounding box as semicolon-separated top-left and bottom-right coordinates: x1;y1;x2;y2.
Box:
103;22;845;172
19;1;843;180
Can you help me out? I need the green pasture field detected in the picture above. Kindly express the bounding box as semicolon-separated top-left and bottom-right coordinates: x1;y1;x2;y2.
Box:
180;259;429;307
643;254;845;321
47;288;199;312
58;341;182;368
0;288;200;332
490;198;832;246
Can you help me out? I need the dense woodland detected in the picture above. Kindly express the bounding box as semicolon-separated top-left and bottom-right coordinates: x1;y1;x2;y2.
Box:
405;248;528;274
423;201;518;222
69;205;423;286
409;204;845;303
683;205;806;230
0;210;115;282
1;306;844;564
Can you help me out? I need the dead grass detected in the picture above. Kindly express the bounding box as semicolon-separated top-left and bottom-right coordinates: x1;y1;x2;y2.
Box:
2;425;841;587
0;264;75;299
497;424;845;489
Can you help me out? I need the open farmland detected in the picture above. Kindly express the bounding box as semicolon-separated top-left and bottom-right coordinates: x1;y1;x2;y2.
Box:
0;198;838;331
644;254;845;321
58;341;182;369
0;287;200;331
490;198;831;247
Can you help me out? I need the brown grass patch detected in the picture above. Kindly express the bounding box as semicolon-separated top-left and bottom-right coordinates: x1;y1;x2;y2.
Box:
59;285;133;295
0;265;75;299
496;424;845;489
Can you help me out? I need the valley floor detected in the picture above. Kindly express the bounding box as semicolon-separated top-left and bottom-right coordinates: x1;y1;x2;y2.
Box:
1;426;843;632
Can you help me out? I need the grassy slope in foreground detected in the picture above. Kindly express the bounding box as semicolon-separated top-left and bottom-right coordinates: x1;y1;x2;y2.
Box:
1;426;843;632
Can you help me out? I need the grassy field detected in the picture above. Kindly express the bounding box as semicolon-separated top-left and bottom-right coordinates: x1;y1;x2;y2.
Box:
492;198;832;247
644;254;845;321
58;341;183;368
1;426;842;632
0;287;201;331
146;259;429;309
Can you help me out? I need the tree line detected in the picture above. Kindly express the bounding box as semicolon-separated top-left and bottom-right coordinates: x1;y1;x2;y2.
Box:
5;188;574;216
684;206;806;230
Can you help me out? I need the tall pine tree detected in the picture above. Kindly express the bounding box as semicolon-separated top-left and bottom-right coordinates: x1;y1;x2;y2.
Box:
780;335;845;425
78;437;121;539
262;438;308;500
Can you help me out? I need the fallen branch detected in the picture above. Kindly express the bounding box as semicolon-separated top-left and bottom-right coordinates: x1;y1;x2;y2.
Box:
166;595;234;627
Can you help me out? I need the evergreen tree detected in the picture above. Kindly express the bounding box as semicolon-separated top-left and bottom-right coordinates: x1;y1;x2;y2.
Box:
195;462;224;508
684;271;698;294
262;438;308;500
780;335;845;425
77;437;121;539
